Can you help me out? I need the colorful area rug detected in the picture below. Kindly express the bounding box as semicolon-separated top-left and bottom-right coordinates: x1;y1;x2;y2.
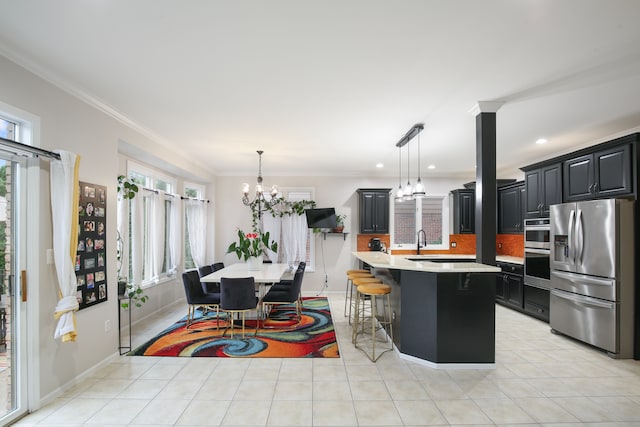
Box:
129;296;339;358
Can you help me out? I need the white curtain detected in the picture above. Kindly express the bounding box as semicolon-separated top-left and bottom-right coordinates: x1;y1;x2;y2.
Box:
262;214;280;263
50;150;80;342
293;214;308;261
130;189;144;286
185;199;207;268
168;195;182;275
150;192;165;282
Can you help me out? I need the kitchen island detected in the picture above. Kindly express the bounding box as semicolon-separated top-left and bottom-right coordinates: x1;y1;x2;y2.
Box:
353;251;501;368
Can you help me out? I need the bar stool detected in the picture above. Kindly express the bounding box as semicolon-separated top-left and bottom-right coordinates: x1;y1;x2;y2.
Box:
348;276;382;324
352;283;394;362
344;270;373;317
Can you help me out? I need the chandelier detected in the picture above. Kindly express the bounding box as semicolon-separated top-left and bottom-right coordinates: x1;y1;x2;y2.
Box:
242;150;279;216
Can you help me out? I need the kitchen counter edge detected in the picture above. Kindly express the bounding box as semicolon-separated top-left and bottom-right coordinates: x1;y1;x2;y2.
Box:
353;252;501;273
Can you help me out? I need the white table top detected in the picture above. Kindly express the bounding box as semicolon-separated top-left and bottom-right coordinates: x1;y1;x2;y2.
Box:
201;262;290;283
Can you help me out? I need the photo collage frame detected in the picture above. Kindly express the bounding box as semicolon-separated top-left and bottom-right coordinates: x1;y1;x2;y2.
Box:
76;181;107;309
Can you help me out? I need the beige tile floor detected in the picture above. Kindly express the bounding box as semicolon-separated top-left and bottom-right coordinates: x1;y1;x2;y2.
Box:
12;292;640;426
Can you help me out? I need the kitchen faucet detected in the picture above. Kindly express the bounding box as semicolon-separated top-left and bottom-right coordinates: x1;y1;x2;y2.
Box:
417;229;426;254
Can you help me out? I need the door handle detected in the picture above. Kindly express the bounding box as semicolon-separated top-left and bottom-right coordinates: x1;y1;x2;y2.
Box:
568;210;575;263
551;270;614;287
21;270;27;302
551;289;614;309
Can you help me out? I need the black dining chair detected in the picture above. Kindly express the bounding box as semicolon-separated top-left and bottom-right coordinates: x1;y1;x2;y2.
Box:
198;264;218;294
220;276;258;338
270;262;305;291
262;266;305;325
212;262;225;272
182;270;220;329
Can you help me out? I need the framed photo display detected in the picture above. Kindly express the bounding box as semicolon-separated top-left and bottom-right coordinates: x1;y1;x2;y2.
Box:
76;181;107;309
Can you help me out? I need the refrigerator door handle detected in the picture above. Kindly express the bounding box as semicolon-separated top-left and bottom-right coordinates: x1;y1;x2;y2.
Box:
551;288;614;309
551;270;615;288
568;209;575;264
576;209;584;264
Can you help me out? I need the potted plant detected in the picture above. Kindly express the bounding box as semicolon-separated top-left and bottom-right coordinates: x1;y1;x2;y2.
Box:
333;214;346;233
227;229;278;270
120;282;149;309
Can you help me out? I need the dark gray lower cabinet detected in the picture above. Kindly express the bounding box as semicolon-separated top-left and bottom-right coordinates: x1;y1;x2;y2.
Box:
495;262;523;309
523;285;550;322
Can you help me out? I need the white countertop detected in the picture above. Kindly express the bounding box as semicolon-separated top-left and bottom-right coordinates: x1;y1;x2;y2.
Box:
353;252;501;273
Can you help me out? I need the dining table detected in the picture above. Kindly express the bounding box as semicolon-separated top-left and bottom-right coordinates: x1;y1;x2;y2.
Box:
201;262;291;319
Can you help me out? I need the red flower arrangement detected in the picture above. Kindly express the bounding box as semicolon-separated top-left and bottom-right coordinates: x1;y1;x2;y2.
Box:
227;229;278;261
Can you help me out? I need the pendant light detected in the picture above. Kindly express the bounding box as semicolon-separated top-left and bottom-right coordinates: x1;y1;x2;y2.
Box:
403;140;413;200
412;132;426;198
395;144;404;201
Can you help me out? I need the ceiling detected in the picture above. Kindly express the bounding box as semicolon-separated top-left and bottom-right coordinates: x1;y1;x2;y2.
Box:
1;0;640;180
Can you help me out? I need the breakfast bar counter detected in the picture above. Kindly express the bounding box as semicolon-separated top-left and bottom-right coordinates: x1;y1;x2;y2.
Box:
352;252;501;368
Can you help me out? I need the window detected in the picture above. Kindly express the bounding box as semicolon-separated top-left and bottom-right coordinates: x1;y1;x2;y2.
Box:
127;162;177;286
392;195;449;250
0;118;16;140
183;183;204;270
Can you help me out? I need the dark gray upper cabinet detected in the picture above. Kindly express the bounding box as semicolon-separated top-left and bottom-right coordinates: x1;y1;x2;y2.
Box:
357;189;390;234
498;182;524;234
524;163;562;218
451;189;475;234
563;143;632;202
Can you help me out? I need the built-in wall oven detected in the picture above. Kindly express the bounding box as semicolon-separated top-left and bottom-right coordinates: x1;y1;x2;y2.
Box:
524;218;550;290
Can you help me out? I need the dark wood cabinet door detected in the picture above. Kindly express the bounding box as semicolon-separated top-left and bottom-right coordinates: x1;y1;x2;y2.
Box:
498;183;523;233
563;144;632;201
594;144;632;198
524;169;541;218
358;189;390;234
373;192;390;233
541;163;562;216
506;274;523;307
563;154;594;201
359;192;376;233
452;189;475;234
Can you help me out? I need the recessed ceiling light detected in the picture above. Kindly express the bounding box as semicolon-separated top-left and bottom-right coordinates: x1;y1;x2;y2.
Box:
376;163;384;168
427;164;435;169
536;138;547;145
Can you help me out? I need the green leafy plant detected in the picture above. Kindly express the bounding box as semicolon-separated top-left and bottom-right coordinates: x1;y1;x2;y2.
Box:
247;198;316;231
120;283;149;309
227;229;278;261
117;174;139;200
335;214;346;226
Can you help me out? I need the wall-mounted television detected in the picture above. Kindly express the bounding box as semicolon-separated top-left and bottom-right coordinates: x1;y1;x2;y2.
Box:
305;207;337;229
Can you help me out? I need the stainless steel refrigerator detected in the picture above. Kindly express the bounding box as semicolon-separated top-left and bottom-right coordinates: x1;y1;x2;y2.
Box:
550;198;635;358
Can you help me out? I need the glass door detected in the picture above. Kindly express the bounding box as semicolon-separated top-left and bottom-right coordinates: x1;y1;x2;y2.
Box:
0;148;28;424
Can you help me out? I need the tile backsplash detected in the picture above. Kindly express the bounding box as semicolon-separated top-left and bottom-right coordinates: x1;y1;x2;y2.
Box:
386;233;524;257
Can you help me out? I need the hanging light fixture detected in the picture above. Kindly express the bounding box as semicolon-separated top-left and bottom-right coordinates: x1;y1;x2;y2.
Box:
403;141;413;200
242;150;279;218
412;131;426;198
395;123;424;201
395;144;404;201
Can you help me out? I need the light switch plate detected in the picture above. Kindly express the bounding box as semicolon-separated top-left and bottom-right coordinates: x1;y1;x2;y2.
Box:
46;248;54;264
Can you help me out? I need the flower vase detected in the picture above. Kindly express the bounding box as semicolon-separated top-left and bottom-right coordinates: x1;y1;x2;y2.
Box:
246;256;263;271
